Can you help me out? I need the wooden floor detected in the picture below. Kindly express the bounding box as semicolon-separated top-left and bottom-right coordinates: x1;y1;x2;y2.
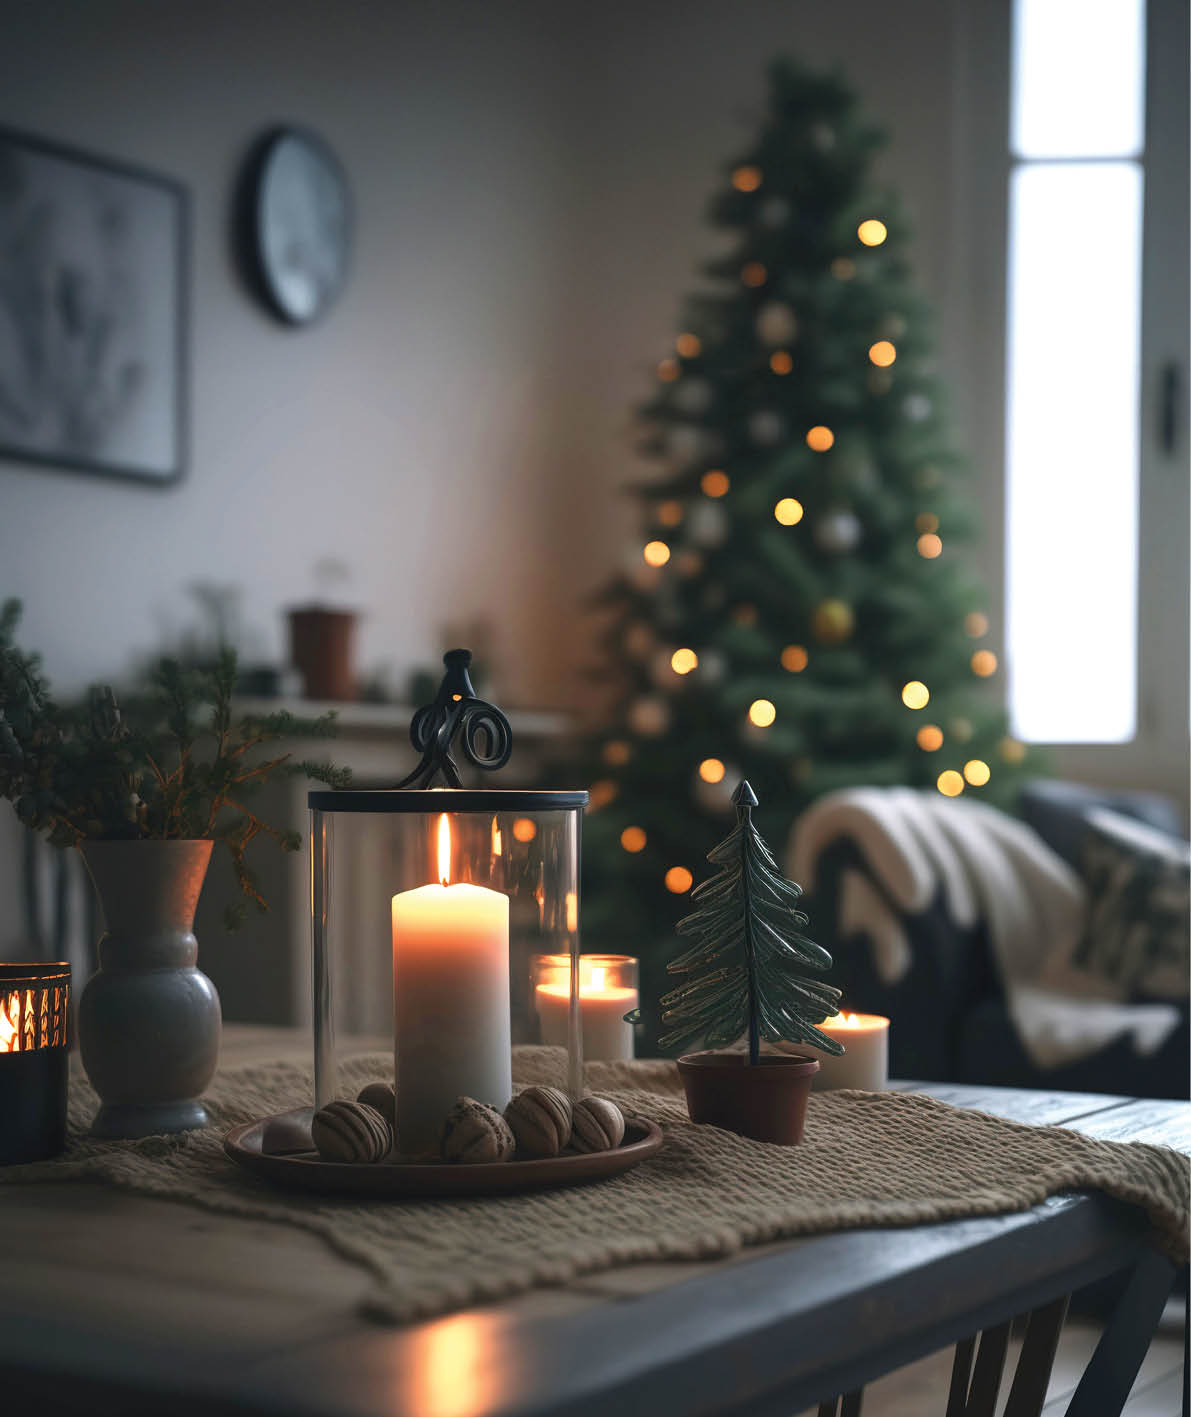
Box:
795;1302;1186;1417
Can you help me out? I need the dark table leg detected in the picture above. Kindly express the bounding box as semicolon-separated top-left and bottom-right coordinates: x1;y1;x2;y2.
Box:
1067;1250;1176;1417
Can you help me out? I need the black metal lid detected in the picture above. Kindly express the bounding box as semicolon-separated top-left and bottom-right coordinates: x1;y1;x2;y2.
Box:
307;788;588;814
394;648;513;790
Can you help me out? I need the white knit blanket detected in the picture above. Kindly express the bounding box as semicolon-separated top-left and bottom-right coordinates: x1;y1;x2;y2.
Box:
789;788;1184;1069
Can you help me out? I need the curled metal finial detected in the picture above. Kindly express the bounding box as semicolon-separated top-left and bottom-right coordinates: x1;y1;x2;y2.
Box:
396;649;513;789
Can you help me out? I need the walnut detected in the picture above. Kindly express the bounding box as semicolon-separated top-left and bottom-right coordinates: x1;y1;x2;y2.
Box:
504;1085;573;1158
440;1097;515;1163
356;1080;396;1129
311;1099;392;1163
570;1096;626;1153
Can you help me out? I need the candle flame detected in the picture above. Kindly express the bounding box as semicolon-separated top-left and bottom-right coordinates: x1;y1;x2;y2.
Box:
437;813;451;886
589;966;606;991
826;1011;861;1028
0;991;18;1053
491;817;502;858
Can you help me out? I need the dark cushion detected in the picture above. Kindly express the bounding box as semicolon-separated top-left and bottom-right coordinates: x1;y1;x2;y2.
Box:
1019;778;1185;870
1074;808;1190;1002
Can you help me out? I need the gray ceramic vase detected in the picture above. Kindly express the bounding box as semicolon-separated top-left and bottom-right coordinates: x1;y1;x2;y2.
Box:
79;839;221;1138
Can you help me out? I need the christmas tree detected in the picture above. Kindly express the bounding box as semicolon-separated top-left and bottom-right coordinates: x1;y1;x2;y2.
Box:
655;780;844;1062
565;59;1035;986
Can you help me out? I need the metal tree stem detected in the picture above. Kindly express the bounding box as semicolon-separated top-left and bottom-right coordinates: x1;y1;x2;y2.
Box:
737;790;761;1066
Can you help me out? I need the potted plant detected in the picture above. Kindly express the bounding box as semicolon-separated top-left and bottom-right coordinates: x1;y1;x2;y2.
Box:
659;780;845;1144
0;600;348;1138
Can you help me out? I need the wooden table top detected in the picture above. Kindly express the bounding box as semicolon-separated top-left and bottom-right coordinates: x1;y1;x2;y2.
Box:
1;1026;1187;1417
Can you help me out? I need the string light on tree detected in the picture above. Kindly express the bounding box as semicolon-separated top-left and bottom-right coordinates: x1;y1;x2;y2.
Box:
748;699;777;728
620;826;647;853
937;769;964;797
963;759;991;787
774;497;804;526
664;866;694;894
643;540;671;567
675;332;701;358
901;680;930;710
769;350;793;375
868;340;896;367
781;644;809;672
857;218;887;246
602;740;632;766
971;650;998;677
917;532;943;559
916;512;940;534
741;261;767;288
670;647;699;676
965;611;989;637
656;500;684;527
701;469;730;498
806;425;835;451
1000;737;1027;764
812;599;854;644
917;724;944;751
628;695;670;737
731;165;763;192
657;358;679;382
698;757;726;784
587;779;617;811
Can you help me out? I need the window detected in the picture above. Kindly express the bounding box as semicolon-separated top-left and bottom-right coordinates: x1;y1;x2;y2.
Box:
1005;0;1146;744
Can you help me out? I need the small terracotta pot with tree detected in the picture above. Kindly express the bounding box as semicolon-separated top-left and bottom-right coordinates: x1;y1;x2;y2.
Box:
652;780;845;1145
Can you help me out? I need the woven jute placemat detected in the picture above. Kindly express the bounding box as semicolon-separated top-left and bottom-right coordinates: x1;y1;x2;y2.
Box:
3;1048;1187;1324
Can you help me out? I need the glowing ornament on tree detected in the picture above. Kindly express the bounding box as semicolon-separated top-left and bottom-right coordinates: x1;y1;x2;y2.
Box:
812;599;854;644
748;409;785;446
755;301;798;345
814;509;862;554
629;695;670;738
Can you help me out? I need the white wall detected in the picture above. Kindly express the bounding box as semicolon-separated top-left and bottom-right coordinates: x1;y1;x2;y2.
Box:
0;0;965;708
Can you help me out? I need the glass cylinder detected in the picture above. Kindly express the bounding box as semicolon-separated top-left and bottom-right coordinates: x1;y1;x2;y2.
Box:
531;954;639;1062
308;789;585;1156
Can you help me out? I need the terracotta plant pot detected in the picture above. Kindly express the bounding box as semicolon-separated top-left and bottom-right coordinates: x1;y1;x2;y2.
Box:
79;839;221;1138
676;1050;819;1145
287;606;357;701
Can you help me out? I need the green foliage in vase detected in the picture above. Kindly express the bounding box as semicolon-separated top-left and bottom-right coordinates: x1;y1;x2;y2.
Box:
556;58;1040;965
0;599;350;926
656;780;844;1063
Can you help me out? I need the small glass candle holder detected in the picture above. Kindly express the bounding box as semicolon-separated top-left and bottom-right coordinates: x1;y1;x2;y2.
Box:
532;954;639;1062
309;790;586;1155
0;962;71;1165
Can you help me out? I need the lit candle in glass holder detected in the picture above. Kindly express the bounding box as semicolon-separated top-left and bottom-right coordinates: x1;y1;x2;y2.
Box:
0;962;71;1165
810;1011;890;1091
534;954;638;1062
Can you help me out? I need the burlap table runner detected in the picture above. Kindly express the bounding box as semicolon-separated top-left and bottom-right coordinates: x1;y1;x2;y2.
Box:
3;1049;1187;1323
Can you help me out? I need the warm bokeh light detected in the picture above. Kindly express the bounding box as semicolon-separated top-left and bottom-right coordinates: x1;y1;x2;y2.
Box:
732;165;763;192
769;350;793;375
670;647;699;675
857;218;888;246
971;650;998;677
603;740;631;766
831;257;856;280
675;332;701;358
643;540;671;567
698;757;726;784
774;497;804;526
512;818;537;844
806;425;835;452
587;779;617;810
965;611;990;637
748;699;777;727
963;759;991;787
657;357;679;382
916;512;940;534
917;724;944;751
917;532;943;559
1000;737;1027;764
665;866;694;894
781;644;809;673
937;769;965;797
657;499;684;527
901;680;930;710
701;469;731;498
868;340;897;367
741;261;768;287
620;826;647;854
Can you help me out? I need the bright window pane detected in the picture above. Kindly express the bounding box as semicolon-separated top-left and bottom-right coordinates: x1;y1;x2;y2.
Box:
1012;0;1146;158
1005;162;1142;743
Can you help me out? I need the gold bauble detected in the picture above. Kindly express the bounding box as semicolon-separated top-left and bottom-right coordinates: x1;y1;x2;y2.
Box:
812;599;855;645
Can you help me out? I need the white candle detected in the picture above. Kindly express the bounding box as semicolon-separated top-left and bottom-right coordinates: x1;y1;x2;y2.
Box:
810;1012;890;1091
392;815;512;1155
536;963;637;1062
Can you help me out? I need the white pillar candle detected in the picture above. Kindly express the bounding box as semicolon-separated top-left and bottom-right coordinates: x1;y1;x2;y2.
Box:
392;816;512;1156
810;1012;890;1091
537;963;637;1062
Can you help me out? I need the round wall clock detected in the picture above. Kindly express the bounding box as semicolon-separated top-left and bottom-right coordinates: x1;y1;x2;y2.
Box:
248;128;351;326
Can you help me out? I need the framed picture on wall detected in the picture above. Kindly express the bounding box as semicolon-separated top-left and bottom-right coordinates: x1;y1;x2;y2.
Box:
0;128;187;485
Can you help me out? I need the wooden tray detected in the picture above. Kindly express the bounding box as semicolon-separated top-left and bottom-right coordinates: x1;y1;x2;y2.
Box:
223;1109;663;1197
